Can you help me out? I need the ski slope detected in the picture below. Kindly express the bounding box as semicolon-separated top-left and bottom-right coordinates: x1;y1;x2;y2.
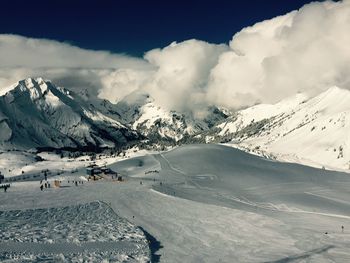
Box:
105;144;350;262
155;144;350;217
1;144;350;262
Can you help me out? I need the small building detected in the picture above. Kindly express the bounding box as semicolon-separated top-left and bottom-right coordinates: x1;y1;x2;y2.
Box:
109;170;118;175
105;169;118;176
86;167;94;176
86;167;102;176
94;168;102;174
101;167;111;174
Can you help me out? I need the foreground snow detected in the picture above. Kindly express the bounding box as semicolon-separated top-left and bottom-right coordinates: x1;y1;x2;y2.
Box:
1;144;350;262
0;201;149;262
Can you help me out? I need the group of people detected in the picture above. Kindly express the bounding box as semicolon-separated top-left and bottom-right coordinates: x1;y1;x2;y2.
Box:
40;180;50;191
68;180;84;186
40;179;84;190
0;183;10;192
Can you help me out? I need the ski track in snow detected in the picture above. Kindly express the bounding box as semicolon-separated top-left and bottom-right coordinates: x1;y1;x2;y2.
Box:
156;153;350;221
157;153;203;189
2;144;350;262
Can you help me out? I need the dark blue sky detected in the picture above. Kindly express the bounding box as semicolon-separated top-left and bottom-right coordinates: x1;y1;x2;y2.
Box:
1;0;325;57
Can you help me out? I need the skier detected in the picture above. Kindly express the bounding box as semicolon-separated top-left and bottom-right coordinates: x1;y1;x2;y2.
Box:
342;225;344;233
75;181;78;186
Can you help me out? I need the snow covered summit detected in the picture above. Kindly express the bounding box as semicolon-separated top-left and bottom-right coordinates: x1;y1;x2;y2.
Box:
0;78;140;150
106;90;230;142
209;86;350;170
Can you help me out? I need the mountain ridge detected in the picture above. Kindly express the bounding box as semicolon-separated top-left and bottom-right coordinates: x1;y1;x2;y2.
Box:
206;86;350;171
0;78;140;150
2;78;350;171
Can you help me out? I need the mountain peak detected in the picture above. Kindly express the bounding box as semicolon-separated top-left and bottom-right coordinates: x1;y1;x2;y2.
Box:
21;77;49;94
309;86;350;114
317;86;350;98
0;77;52;97
0;78;139;149
4;77;74;104
16;77;48;87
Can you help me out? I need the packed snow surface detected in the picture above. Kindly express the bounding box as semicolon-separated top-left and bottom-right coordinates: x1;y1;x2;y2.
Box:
1;144;350;262
0;201;149;262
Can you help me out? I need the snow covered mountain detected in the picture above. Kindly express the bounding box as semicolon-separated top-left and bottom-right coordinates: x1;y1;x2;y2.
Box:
0;78;140;150
3;77;350;172
100;91;230;142
206;86;350;170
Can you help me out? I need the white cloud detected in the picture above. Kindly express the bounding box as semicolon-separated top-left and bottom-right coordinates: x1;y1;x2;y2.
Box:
142;40;228;112
98;68;151;103
2;0;350;114
207;0;350;109
0;34;149;69
0;34;152;99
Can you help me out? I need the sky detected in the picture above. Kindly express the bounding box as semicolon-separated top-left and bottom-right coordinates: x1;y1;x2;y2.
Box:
1;0;325;56
1;0;350;116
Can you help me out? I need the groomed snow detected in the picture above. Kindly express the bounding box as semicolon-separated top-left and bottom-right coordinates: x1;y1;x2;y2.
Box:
1;144;350;262
0;202;149;262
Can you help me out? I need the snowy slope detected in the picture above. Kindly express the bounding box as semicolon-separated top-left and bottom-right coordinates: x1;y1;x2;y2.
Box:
0;201;150;262
0;78;140;150
3;144;350;262
209;86;350;170
216;93;307;136
108;91;229;142
3;77;350;172
156;144;350;217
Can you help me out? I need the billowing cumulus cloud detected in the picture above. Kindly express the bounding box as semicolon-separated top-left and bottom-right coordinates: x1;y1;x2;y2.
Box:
206;12;296;107
98;69;152;103
208;0;350;108
97;39;228;115
0;34;149;69
1;0;350;115
142;40;228;113
0;34;152;99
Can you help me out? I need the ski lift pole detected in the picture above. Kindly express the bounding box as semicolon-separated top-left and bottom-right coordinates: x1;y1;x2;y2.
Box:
0;172;4;184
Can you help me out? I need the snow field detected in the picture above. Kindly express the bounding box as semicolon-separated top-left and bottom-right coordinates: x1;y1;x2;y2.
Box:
0;201;150;262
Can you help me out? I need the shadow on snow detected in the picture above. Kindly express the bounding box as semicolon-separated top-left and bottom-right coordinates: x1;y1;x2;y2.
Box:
139;226;163;263
265;245;335;263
